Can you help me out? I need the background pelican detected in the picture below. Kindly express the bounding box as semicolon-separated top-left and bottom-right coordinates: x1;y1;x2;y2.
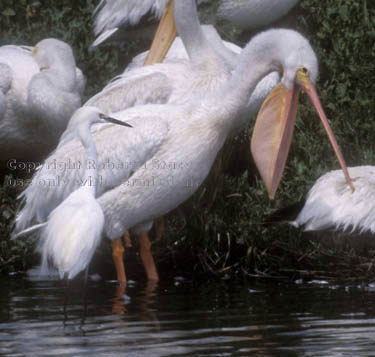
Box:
0;38;85;162
92;0;300;47
15;28;352;283
216;0;299;30
291;166;375;233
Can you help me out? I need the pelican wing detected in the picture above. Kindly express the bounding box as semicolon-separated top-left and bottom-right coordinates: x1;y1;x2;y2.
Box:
15;110;170;232
92;0;169;46
85;70;173;114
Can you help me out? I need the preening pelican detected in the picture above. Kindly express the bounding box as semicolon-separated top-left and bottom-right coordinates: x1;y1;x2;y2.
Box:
292;166;374;233
21;107;132;279
15;28;353;283
0;39;85;162
92;0;300;47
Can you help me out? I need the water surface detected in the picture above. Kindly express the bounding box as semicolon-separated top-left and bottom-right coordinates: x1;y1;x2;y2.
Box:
1;274;375;356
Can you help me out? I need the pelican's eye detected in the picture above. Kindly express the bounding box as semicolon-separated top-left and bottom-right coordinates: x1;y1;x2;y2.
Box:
297;66;309;78
99;113;105;119
296;66;311;88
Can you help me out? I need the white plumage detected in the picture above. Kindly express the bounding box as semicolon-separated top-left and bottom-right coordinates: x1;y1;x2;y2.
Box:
217;0;299;30
92;0;300;46
16;28;322;279
123;25;240;71
87;0;279;124
22;0;274;282
294;166;375;234
88;1;233;113
0;38;85;161
40;188;105;279
36;106;131;279
92;0;170;46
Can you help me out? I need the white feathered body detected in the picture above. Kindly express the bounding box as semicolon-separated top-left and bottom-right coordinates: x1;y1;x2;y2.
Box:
39;187;104;279
86;55;231;113
92;0;300;46
88;0;280;124
294;166;375;233
124;29;242;71
98;103;234;239
0;46;40;159
93;0;168;34
17;91;241;239
16;112;170;232
217;0;299;30
87;34;279;124
0;40;84;161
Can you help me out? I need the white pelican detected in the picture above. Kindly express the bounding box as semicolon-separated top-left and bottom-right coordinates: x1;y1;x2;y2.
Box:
0;39;85;162
292;166;374;233
86;0;279;282
92;0;300;47
15;28;353;283
34;107;132;279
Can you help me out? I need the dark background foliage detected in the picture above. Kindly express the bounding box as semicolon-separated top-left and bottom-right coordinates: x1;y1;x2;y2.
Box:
1;0;375;280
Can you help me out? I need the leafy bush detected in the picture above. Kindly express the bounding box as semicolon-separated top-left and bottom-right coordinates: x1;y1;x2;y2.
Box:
0;176;36;273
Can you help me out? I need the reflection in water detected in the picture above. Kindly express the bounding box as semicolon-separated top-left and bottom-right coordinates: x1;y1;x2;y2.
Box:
111;279;159;316
1;277;375;356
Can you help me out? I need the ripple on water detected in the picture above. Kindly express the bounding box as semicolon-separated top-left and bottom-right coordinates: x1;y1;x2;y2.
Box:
1;278;375;356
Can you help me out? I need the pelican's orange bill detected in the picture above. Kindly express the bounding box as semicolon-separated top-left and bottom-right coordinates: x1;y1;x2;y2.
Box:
251;68;354;199
144;0;177;66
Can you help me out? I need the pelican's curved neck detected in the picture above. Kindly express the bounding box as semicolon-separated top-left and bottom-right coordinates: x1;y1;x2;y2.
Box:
174;0;217;61
201;25;238;68
229;32;284;102
200;30;303;133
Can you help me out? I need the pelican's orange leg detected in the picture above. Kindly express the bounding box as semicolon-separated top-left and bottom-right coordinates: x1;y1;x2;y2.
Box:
138;232;159;281
154;216;165;241
123;230;132;248
112;237;127;286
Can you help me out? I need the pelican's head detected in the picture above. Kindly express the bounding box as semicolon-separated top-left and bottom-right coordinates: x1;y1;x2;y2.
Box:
250;29;354;199
32;38;75;71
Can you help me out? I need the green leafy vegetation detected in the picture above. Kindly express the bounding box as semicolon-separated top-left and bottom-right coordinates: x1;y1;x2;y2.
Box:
0;176;36;273
1;0;375;281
